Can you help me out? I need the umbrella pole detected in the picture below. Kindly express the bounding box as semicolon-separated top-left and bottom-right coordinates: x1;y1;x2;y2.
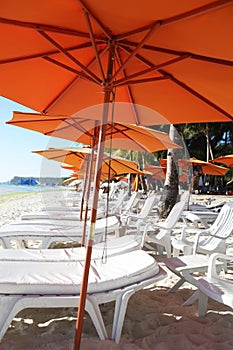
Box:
74;98;111;349
81;136;97;246
79;154;90;221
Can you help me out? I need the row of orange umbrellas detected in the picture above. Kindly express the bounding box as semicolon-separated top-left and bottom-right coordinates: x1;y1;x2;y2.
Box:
33;147;152;180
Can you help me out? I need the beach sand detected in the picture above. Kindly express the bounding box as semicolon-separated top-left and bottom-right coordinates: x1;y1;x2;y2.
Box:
0;190;233;349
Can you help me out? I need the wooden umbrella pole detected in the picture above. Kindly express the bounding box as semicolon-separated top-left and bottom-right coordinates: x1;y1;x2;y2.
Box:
81;129;98;246
79;154;90;221
73;42;115;350
74;96;111;349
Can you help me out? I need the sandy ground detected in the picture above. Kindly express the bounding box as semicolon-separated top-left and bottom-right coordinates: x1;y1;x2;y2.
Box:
0;190;233;350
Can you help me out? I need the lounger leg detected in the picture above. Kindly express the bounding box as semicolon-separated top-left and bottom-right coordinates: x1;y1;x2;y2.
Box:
1;238;12;249
198;290;209;316
172;247;180;257
165;243;171;259
0;295;24;340
86;296;108;340
0;294;108;341
112;289;135;344
168;277;186;293
182;290;199;306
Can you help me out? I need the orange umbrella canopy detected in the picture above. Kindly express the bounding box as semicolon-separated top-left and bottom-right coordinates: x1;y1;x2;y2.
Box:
143;164;166;180
211;154;233;167
33;147;150;177
63;175;79;184
1;1;233;124
7;113;180;152
160;157;229;176
190;157;229;176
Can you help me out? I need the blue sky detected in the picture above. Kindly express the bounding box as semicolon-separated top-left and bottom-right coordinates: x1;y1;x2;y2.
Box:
0;97;74;182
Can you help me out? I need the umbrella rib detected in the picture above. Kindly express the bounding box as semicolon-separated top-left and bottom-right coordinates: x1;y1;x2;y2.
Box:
42;56;98;84
43;46;109;114
68;120;100;139
37;29;102;84
17;118;93;140
120;41;233;68
0;41;103;65
161;0;233;26
106;158;141;174
115;0;233;39
83;10;105;81
34;151;86;163
105;125;150;152
116;76;168;86
114;47;141;125
110;21;161;83
119;44;157;70
0;17;97;38
158;69;233;121
52;119;97;139
114;55;190;87
77;0;112;39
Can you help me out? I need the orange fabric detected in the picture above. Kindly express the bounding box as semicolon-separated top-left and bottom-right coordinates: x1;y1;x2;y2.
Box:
7;113;180;153
33;147;149;177
143;165;166;180
211;155;233;167
160;157;229;176
0;1;232;124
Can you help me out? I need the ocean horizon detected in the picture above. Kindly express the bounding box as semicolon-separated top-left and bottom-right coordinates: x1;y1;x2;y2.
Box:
0;183;61;195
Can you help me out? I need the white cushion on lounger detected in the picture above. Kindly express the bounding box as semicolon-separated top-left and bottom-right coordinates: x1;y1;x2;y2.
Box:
0;216;120;245
0;235;142;261
1;216;120;233
0;250;158;295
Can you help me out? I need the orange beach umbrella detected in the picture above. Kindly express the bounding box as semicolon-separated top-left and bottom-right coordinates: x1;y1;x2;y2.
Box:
160;157;229;176
210;154;233;168
1;2;233;347
33;147;152;178
7;113;181;153
1;1;233;124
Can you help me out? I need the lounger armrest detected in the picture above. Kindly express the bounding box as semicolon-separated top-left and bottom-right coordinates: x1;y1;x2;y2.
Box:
178;226;207;241
192;230;210;253
207;253;233;278
208;232;233;240
151;221;172;231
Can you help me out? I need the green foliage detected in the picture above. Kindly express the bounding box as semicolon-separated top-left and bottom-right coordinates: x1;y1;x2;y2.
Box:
180;122;233;160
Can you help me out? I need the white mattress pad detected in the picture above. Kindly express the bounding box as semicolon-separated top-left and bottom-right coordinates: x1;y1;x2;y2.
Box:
0;216;120;237
0;250;159;294
0;235;142;262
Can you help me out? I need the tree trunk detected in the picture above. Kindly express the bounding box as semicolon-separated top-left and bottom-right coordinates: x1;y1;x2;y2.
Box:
158;125;180;218
138;152;148;193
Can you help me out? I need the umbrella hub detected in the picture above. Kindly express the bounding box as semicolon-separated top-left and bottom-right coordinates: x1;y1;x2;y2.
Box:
102;82;113;93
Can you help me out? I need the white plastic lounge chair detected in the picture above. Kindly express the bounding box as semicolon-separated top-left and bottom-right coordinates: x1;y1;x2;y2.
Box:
172;201;233;257
181;210;218;228
100;189;128;215
162;254;224;306
0;216;121;248
0;250;167;343
119;190;140;215
42;189;127;216
121;191;160;228
196;253;233;316
142;199;187;258
21;208;105;220
189;199;226;212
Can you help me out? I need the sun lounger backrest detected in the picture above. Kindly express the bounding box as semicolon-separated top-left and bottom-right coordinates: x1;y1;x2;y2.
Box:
137;192;159;218
121;191;139;213
162;200;187;230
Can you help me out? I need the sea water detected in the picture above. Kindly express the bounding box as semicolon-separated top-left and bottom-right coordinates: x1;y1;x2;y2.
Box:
0;184;52;195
